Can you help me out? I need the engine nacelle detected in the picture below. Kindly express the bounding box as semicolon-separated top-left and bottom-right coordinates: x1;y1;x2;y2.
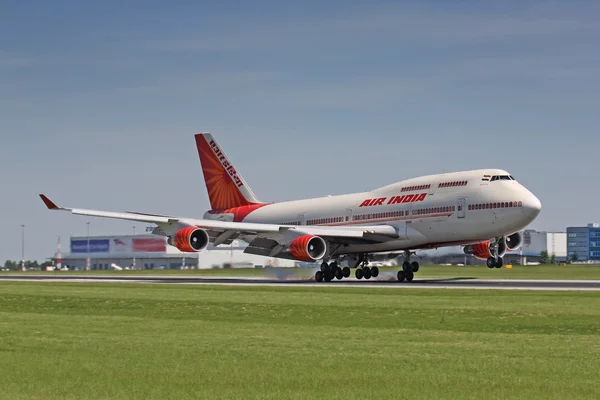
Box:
464;240;506;260
505;232;523;251
168;227;210;252
289;235;327;261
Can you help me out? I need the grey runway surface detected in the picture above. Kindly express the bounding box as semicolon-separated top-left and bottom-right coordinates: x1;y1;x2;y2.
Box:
2;274;600;290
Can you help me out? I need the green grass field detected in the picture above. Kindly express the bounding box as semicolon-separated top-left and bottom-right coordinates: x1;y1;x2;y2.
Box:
6;264;600;280
1;282;599;399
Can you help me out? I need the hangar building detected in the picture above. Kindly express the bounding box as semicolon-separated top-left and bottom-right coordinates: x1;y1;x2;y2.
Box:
56;234;296;270
505;229;567;264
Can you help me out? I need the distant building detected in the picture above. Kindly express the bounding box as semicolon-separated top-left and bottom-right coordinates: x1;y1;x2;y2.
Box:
505;229;567;263
54;234;297;270
567;223;600;263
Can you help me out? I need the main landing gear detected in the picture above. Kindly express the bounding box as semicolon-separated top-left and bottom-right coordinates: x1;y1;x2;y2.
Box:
397;251;419;282
353;254;379;280
315;261;351;283
314;256;379;283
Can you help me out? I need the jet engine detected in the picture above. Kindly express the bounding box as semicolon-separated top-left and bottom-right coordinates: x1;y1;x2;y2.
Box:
505;232;523;251
168;227;210;252
464;240;507;260
289;235;327;261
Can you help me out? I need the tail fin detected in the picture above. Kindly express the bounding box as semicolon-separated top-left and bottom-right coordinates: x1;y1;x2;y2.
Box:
195;133;262;210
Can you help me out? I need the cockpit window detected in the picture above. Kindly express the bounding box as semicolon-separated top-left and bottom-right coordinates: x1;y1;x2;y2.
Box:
490;175;513;182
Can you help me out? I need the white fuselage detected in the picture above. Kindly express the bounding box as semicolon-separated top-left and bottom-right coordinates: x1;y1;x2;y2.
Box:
205;169;541;254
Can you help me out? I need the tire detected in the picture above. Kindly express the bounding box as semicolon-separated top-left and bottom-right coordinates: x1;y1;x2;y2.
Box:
315;271;323;282
411;262;419;273
405;270;414;282
342;266;351;278
371;266;379;278
363;267;372;280
486;257;496;269
403;261;411;272
335;268;343;280
320;262;328;272
397;270;406;282
355;268;364;280
495;258;504;268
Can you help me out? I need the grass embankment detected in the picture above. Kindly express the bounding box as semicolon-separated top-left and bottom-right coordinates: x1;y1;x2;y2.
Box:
6;264;600;280
0;282;599;399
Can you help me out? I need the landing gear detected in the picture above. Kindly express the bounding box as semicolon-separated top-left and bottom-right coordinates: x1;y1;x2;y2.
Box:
398;251;419;282
315;254;382;283
350;253;378;281
316;261;338;282
486;257;504;269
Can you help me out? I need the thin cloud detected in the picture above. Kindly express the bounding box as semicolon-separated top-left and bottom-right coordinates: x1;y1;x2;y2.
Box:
145;5;599;53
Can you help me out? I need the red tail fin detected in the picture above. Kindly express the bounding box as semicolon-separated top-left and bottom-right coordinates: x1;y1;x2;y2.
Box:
195;133;262;210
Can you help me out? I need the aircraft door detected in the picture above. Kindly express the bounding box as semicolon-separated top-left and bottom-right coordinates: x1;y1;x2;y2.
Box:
428;181;440;195
345;208;353;224
298;213;306;225
457;198;466;219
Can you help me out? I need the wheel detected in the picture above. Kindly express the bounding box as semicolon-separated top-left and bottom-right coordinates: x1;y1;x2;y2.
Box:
320;262;328;272
315;270;324;282
403;261;411;272
330;261;338;270
342;266;350;278
371;266;379;278
411;261;419;273
363;267;372;279
486;257;496;269
405;270;414;282
355;268;364;280
324;271;333;282
397;270;406;282
495;258;504;268
335;268;343;280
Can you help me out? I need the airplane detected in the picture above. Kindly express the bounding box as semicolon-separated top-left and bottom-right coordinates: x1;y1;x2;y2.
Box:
39;132;542;283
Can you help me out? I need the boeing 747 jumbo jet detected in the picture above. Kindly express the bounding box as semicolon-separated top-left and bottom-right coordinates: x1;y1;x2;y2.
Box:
40;133;541;282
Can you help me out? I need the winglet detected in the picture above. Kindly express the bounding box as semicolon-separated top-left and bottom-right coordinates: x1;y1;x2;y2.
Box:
39;194;59;210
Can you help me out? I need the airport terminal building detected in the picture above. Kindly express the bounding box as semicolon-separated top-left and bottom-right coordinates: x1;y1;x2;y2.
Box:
57;234;296;270
567;223;600;263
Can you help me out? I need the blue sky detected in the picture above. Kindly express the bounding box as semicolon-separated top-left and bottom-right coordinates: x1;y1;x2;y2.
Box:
1;1;599;261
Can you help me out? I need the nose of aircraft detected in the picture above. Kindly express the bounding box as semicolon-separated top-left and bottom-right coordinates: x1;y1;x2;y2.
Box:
522;194;542;220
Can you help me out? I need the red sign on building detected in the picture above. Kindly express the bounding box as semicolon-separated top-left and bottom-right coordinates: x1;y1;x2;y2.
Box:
132;238;166;252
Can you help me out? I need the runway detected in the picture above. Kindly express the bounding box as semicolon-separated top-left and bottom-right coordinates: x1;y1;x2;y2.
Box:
2;274;600;290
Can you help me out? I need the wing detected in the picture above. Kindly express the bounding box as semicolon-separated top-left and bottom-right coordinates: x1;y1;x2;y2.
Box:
39;194;400;255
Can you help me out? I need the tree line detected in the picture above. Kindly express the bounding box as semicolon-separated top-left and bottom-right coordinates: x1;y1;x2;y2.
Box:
2;260;54;270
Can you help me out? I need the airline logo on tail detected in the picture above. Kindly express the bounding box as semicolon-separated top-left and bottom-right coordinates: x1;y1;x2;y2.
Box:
208;139;244;188
195;133;262;211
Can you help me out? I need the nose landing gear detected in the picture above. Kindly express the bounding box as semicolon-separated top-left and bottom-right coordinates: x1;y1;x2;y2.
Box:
486;257;504;269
